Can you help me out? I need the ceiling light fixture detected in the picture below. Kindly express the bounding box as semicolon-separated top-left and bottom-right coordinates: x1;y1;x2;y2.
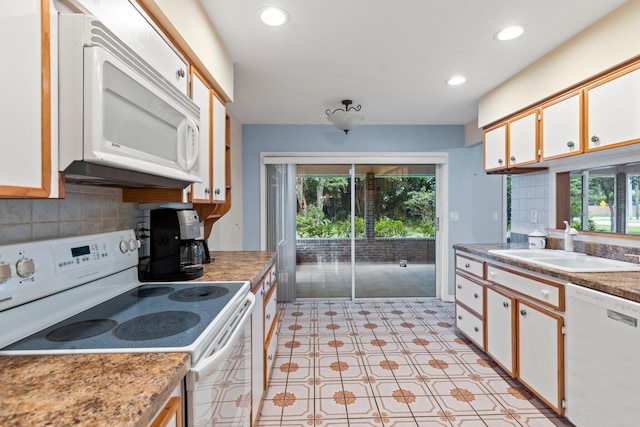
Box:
495;25;525;41
326;100;364;134
259;6;289;26
446;75;467;86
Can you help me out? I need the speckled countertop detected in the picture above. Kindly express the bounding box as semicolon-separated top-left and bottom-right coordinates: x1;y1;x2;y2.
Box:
0;251;275;427
454;243;640;303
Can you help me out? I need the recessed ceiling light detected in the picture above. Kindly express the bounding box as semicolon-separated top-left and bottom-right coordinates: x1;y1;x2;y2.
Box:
495;25;525;41
259;6;289;26
446;75;467;86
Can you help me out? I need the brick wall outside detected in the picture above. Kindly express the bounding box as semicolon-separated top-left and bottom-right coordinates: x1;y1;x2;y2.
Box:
296;238;435;264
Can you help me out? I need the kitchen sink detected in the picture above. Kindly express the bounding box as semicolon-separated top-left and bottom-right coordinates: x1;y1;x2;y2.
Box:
488;249;640;272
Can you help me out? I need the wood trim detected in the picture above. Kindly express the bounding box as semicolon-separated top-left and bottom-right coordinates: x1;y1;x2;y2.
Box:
40;0;51;197
189;66;213;204
555;171;571;230
150;396;182;427
515;300;564;415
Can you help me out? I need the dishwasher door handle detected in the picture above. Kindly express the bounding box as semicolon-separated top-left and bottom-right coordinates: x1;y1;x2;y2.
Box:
607;309;638;327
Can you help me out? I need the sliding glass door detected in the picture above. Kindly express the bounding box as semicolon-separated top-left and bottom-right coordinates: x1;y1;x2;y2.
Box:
292;163;437;299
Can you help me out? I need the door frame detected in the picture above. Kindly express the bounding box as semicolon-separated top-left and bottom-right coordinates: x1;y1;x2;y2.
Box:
260;152;450;300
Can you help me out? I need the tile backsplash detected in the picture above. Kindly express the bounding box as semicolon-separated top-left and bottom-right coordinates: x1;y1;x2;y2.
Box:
0;184;144;244
510;172;549;235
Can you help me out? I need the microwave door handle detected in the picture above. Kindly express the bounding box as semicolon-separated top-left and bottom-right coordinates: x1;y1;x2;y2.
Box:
178;117;200;170
190;293;255;382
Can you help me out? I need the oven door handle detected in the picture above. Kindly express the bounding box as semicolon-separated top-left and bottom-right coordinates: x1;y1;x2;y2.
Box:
189;293;256;383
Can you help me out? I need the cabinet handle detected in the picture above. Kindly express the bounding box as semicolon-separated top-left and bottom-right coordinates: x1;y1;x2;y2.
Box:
457;284;462;289
266;314;271;320
268;354;273;361
473;327;479;332
498;158;504;165
177;68;185;78
204;187;211;194
215;188;221;195
520;309;527;317
261;290;265;297
591;135;600;145
503;301;509;308
566;141;575;148
510;155;516;162
540;290;550;299
464;263;470;268
458;315;463;320
473;293;479;299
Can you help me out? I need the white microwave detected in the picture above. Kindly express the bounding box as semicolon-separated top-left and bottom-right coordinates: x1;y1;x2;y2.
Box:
58;14;201;188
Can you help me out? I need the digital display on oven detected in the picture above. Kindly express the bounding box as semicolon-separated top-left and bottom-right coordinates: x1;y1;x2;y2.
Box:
71;245;91;258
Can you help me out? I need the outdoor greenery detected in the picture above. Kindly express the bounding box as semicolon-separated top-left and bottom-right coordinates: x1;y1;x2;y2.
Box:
296;175;436;238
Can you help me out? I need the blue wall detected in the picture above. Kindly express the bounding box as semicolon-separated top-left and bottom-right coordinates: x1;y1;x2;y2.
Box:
241;124;504;296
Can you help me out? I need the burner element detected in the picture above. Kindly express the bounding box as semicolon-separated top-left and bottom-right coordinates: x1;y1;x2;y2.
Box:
131;286;175;298
169;286;229;302
46;319;117;342
114;311;201;341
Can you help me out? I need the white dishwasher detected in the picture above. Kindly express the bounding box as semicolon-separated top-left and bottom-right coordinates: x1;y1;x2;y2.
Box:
565;283;640;427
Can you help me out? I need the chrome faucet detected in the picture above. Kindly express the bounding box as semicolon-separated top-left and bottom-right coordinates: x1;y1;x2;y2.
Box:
563;221;579;252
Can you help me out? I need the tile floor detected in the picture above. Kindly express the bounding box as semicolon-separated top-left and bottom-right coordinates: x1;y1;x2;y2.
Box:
257;300;573;427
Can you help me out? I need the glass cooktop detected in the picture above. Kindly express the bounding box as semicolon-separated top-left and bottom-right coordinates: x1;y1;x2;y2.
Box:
3;282;246;351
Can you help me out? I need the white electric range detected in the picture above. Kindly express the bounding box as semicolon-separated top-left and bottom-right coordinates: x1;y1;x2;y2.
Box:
0;230;254;427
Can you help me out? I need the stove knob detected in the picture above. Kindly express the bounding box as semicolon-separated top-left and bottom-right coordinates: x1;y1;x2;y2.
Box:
16;258;35;278
119;240;129;253
0;263;11;283
128;238;139;252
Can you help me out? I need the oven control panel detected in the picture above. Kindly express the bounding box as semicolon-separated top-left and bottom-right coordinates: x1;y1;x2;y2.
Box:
0;230;139;312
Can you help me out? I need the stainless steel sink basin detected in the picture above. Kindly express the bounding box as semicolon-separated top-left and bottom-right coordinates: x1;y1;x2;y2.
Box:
488;249;640;272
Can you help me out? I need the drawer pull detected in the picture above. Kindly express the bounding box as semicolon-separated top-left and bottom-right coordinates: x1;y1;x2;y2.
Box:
520;309;527;317
503;301;509;308
465;263;470;268
540;290;550;299
457;284;462;289
473;293;479;298
266;314;271;320
473;327;479;332
268;354;273;361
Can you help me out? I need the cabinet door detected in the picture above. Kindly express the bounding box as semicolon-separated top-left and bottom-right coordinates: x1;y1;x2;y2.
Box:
587;65;640;151
485;287;516;377
484;124;507;170
74;0;188;94
508;110;538;167
212;95;227;202
0;0;57;198
541;92;582;160
517;300;564;414
250;282;265;426
190;71;212;203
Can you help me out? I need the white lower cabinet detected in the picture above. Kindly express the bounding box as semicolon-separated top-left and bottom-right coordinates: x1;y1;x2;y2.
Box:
517;300;563;413
485;287;516;376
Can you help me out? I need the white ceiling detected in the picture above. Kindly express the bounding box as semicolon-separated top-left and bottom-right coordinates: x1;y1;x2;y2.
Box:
199;0;627;126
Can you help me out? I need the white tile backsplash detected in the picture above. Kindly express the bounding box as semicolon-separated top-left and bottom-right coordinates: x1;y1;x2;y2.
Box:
511;171;549;235
0;184;144;244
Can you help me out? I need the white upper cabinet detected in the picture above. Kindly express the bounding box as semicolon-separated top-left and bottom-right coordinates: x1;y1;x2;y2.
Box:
212;95;227;202
586;64;640;151
541;92;582;160
71;0;188;94
507;110;539;167
0;0;58;198
190;70;212;203
484;124;507;171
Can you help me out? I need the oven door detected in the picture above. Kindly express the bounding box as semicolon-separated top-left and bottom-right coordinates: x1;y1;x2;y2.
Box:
186;293;255;427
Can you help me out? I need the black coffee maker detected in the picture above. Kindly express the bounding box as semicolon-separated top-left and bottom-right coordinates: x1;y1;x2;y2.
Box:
145;209;211;281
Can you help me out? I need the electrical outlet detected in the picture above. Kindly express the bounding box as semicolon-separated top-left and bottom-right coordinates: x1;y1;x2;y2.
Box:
530;209;538;223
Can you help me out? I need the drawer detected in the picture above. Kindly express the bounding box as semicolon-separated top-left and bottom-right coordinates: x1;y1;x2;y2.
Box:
455;303;485;349
264;285;278;337
486;264;564;310
263;265;275;300
264;327;278;388
455;274;484;316
456;254;484;279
